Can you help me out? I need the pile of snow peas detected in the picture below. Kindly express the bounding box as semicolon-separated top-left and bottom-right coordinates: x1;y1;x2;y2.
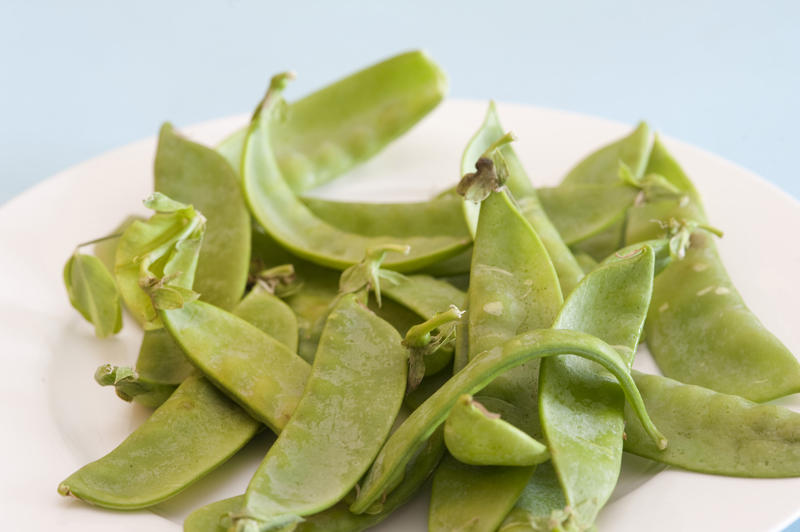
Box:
59;50;800;532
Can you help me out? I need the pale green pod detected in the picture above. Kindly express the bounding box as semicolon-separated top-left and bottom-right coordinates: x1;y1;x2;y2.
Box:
63;252;122;338
444;394;549;467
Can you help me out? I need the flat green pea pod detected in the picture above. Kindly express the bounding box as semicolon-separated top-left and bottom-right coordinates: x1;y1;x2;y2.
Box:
161;299;310;433
242;73;470;272
63;251;122;338
429;159;564;532
535;243;658;531
350;328;667;514
219;50;446;193
155;123;251;311
184;427;445;532
460;102;583;294
301;196;470;240
558;122;653;261
444;394;549;466
58;375;260;510
626;138;800;402
232;293;407;532
624;370;800;477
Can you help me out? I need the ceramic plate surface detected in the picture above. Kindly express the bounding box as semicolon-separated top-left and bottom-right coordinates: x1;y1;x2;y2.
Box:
1;100;799;531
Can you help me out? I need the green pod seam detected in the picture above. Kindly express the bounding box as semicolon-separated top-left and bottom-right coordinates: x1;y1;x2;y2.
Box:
233;294;407;531
242;74;470;273
350;328;667;514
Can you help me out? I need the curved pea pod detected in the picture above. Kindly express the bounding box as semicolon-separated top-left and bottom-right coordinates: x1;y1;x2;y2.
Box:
627;140;800;402
461;102;583;294
184;429;444;532
350;328;667;514
57;375;260;510
301;196;470;240
382;274;466;317
232;285;299;353
63;252;122;338
242;74;470;273
161;300;310;432
536;244;657;531
444;395;548;467
429;180;563;532
232;294;407;531
624;371;800;477
155;123;250;311
219;50;447;193
560;121;652;187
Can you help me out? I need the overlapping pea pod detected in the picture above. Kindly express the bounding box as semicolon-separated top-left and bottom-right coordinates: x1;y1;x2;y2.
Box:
229;292;408;532
350;328;667;515
58;284;299;509
241;73;470;272
530;242;660;532
429;152;564;532
183;421;445;532
623;370;800;477
625;138;800;402
546;122;653;261
460;102;583;294
217;50;446;193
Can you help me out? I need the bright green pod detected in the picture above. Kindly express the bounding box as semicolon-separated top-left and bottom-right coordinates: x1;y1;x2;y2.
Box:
626;139;800;402
63;252;122;338
350;328;667;514
460;102;583;294
624;370;800;477
537;183;638;245
219;50;447;193
58;375;260;510
301;196;470;240
155;123;250;311
444;395;549;467
161;300;310;433
430;182;564;532
536;245;656;531
232;294;407;531
242;73;470;272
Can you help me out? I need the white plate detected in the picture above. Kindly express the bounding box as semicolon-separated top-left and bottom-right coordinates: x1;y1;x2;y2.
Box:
1;100;799;532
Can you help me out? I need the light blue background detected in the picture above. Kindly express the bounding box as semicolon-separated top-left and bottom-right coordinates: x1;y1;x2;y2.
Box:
3;1;799;529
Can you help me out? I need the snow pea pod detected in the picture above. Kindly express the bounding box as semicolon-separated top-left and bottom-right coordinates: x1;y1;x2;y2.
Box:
300;196;470;239
536;244;656;531
624;370;800;477
161;300;310;433
232;293;407;531
242;73;470;272
350;328;667;514
58;375;260;510
444;394;549;467
626;139;800;402
219;50;446;193
558;122;653;260
461;102;583;294
184;425;445;532
155;122;250;311
429;173;564;531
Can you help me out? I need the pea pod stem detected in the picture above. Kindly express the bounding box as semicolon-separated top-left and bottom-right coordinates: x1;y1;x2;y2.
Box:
350;328;667;514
